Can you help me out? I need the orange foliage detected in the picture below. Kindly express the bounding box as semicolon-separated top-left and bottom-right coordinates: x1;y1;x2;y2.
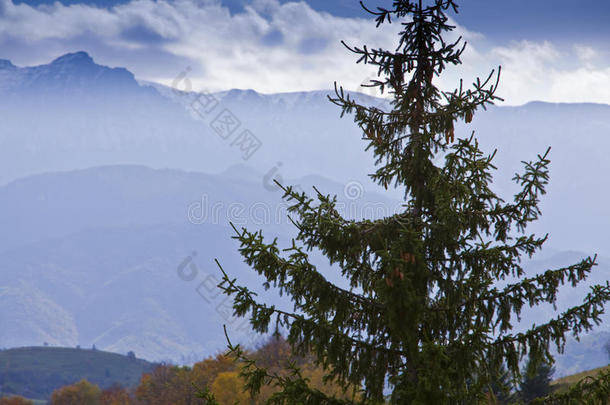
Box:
48;337;360;404
135;365;183;405
191;353;235;389
0;396;34;405
135;363;215;405
99;385;132;405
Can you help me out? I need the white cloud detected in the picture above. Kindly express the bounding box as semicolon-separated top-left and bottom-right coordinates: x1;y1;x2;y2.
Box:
489;41;561;105
0;0;120;40
549;67;610;104
479;41;610;105
0;0;609;105
574;45;597;64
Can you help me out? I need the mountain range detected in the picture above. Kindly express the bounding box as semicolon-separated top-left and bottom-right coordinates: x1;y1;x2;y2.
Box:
0;52;609;376
0;164;400;362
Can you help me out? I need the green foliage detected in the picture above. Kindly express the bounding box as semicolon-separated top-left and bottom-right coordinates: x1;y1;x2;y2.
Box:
212;0;610;403
50;379;101;405
487;362;516;404
0;347;154;401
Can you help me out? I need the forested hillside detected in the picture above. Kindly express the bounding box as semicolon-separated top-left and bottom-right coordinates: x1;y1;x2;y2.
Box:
0;347;155;401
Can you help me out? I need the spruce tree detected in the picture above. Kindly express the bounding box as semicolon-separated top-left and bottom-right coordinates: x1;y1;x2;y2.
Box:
214;0;610;403
519;355;555;403
488;362;515;404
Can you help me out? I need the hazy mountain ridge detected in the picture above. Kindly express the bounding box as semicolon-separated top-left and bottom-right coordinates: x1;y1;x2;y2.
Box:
0;164;400;362
0;52;137;94
0;52;229;185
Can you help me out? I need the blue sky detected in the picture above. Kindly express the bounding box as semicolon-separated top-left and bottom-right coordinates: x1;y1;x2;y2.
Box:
3;0;610;104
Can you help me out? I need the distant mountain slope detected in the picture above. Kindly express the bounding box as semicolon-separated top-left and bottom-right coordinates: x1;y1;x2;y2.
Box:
552;331;610;378
0;164;251;252
0;164;396;253
0;346;155;400
466;101;610;254
0;165;399;362
0;222;265;361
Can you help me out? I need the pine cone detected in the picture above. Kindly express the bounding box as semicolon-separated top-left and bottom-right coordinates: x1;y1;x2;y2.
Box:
465;110;473;123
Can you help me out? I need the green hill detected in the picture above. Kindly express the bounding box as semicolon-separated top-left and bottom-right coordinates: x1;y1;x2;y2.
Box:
0;346;156;400
551;365;610;394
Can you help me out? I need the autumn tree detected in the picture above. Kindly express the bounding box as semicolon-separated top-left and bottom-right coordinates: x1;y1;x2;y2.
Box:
135;364;204;405
250;336;294;370
210;372;250;405
243;336;359;403
0;396;34;405
194;336;358;404
99;385;132;405
214;0;610;403
135;365;171;404
191;353;236;390
50;379;101;405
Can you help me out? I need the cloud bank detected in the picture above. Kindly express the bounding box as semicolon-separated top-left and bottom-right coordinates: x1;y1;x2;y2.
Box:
0;0;609;105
